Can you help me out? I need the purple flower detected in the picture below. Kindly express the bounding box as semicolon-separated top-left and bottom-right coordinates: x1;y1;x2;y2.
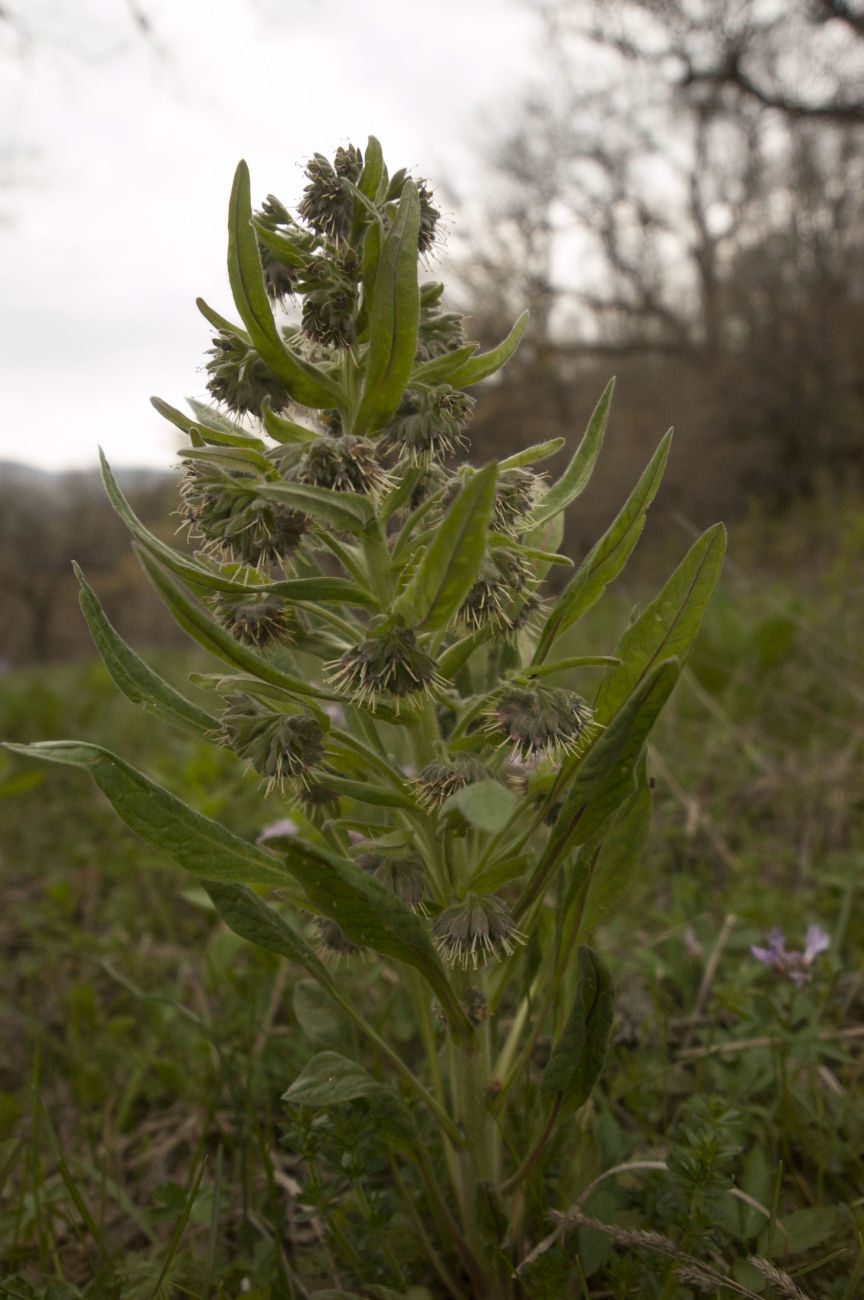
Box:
257;816;299;844
751;924;830;985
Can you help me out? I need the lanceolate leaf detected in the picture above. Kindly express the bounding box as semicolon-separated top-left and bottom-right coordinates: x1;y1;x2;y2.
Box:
578;766;652;937
352;180;421;434
75;564;217;738
445;311;529;389
530;379;615;528
393;464;498;631
150;397;265;450
515;661;678;920
534;430;673;662
254;481;374;532
136;550;336;708
102;451;375;609
593;522;726;724
409;344;480;386
499;438;566;470
546;660;678;861
260;400;317;444
279;850;472;1038
203;880;332;983
2;742;297;887
444;780;516;833
541;945;614;1111
227;160;341;411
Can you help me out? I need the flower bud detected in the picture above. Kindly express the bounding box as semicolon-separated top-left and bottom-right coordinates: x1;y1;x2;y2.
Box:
487;684;597;760
327;628;443;711
205;332;291;417
179;463;307;566
316;918;364;961
416;310;467;363
218;695;325;793
413;755;489;810
381;386;473;464
458;551;532;631
212;592;298;647
292;434;391;498
298;150;355;243
493;468;545;537
433;893;525;970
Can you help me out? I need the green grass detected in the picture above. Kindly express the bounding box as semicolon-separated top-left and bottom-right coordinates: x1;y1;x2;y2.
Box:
0;572;862;1298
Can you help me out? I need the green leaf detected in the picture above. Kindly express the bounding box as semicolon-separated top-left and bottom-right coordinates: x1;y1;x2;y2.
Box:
499;438;565;470
530;379;614;528
541;945;614;1111
515;661;678;920
254;481;374;532
437;627;492;679
393;464;498;631
283;1050;393;1108
353;180;421;434
260;400;317;444
593;523;726;724
196;295;251;340
99;450;256;595
186;398;254;440
758;1206;841;1258
227;160;341;410
358;135;385;201
409;344;480;386
578;767;652;935
292;979;345;1049
74;564;218;738
534;429;673;661
203;880;332;982
135;550;335;707
321;776;414;809
548;660;678;859
278;850;472;1039
283;1051;415;1149
445;311;529;388
3;741;297;887
444;780;516;833
150;396;265;450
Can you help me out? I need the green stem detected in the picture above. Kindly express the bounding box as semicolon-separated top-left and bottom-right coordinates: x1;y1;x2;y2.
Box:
390;1157;471;1300
329;987;462;1147
500;1093;562;1196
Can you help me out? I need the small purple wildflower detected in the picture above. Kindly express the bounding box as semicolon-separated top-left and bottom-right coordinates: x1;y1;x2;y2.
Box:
751;924;830;985
257;816;299;844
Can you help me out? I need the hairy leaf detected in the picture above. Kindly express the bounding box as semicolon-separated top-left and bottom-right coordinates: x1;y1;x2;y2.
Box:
593;522;726;723
353;180;421;433
530;379;615;527
75;564;217;738
541;945;614;1110
227;160;340;410
3;742;297;887
393;464;498;631
446;311;529;388
534;429;673;661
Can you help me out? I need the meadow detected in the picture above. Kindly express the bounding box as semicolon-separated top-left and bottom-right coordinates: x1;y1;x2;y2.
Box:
1;544;861;1299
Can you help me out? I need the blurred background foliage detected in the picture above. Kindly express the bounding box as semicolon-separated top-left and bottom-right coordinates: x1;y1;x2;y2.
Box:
2;0;862;665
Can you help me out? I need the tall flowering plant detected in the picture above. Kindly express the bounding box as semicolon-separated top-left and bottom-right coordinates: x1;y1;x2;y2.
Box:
8;138;725;1297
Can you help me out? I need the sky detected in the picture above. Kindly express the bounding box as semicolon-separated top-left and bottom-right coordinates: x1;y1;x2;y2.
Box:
0;0;541;471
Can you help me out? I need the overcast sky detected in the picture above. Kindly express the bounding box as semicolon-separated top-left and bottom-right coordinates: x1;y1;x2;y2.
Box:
0;0;541;470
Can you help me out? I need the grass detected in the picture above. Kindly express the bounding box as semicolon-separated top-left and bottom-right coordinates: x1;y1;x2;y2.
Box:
0;562;862;1297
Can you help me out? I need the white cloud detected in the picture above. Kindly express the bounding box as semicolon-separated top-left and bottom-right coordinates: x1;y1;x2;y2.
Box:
0;0;539;469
